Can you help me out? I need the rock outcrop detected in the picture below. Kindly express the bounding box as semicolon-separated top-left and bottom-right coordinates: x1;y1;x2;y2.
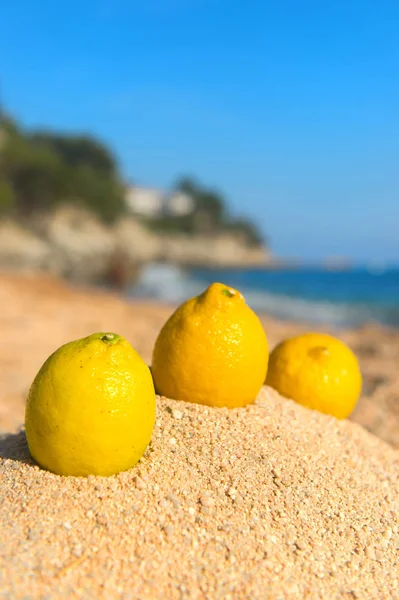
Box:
0;220;52;271
0;206;272;285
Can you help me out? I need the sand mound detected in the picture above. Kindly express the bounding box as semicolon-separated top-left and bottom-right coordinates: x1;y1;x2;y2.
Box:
1;388;398;599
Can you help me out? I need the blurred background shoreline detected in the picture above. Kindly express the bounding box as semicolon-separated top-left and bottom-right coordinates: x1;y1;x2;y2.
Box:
1;112;398;330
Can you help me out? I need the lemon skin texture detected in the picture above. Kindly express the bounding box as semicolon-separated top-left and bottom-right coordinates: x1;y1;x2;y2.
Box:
151;282;269;409
266;332;362;419
25;332;156;477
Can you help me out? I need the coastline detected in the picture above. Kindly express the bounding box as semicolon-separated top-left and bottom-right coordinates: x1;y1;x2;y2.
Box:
137;263;399;329
0;207;273;287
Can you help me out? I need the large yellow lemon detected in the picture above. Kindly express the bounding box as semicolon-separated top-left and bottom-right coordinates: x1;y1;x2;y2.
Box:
25;332;156;476
266;332;362;419
151;282;269;408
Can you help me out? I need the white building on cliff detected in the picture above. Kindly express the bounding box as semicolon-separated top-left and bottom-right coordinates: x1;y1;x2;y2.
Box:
125;186;194;218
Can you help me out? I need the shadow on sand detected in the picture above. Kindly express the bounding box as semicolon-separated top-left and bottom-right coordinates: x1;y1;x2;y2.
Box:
0;430;35;466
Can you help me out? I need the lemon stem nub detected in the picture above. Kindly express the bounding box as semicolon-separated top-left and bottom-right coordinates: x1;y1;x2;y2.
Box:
101;333;119;344
222;288;235;298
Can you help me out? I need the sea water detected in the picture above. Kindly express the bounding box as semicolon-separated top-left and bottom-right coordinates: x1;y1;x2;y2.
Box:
130;263;399;328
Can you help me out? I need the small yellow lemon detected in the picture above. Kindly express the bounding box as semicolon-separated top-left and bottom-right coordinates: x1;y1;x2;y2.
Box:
151;282;269;408
266;332;362;419
25;332;156;476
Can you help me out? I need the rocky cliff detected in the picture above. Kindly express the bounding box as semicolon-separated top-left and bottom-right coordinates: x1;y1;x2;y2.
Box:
0;205;272;285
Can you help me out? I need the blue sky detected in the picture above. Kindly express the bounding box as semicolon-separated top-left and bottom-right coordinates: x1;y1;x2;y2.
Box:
1;0;398;263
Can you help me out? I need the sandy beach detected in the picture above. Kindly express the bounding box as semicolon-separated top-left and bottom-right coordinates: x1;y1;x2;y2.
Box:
1;271;398;598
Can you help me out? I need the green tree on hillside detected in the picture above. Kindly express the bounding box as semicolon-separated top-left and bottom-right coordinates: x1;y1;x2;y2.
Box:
0;180;15;214
3;132;67;212
0;116;124;222
176;177;225;229
147;176;265;247
30;133;117;174
66;164;125;222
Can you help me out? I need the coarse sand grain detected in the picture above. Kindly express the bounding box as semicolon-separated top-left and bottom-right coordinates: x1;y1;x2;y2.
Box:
1;387;398;600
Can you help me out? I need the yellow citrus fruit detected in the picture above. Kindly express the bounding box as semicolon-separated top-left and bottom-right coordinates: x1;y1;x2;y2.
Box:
266;332;362;419
151;282;269;408
25;332;156;477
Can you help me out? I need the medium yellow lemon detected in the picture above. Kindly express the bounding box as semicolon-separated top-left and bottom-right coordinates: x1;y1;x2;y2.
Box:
151;282;269;408
266;332;362;419
25;332;156;476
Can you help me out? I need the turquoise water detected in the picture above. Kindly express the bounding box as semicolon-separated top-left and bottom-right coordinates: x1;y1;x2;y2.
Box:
131;264;399;327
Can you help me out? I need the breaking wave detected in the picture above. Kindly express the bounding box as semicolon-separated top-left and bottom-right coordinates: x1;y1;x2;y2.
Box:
130;263;399;327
